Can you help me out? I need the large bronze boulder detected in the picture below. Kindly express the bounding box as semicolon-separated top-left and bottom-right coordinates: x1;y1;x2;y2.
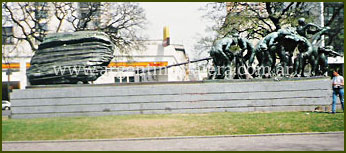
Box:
27;31;115;85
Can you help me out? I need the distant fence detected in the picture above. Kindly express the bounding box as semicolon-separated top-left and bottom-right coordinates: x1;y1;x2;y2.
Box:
10;78;334;119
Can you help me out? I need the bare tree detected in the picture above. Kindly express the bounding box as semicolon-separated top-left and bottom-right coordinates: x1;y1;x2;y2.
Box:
61;2;147;53
192;35;214;60
324;3;344;54
3;2;147;53
52;2;72;33
98;3;147;53
3;2;49;52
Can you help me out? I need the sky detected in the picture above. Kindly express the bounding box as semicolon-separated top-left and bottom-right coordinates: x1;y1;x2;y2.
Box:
139;2;211;59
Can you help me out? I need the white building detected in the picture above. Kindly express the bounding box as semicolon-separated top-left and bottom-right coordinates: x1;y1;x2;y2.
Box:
95;41;189;83
328;56;345;76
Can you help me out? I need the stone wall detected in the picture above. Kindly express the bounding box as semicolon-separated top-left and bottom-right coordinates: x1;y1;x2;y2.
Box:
10;78;333;119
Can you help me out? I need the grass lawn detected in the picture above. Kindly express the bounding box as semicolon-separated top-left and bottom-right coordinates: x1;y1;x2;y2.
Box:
2;111;344;141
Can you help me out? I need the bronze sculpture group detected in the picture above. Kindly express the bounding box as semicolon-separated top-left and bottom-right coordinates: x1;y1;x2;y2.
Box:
209;18;341;79
26;18;341;84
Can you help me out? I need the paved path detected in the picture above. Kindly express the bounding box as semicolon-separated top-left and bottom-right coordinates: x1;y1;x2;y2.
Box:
2;132;344;151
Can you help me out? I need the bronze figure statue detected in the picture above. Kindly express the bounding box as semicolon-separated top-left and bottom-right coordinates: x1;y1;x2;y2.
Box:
209;35;235;79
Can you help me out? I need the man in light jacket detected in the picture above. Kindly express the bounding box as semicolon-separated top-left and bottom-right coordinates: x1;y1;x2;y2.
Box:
331;71;344;114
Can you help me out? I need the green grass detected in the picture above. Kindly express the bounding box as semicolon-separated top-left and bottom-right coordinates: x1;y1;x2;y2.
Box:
2;111;344;141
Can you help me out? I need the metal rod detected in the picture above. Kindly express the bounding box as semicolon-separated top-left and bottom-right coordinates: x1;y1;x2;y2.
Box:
136;57;212;73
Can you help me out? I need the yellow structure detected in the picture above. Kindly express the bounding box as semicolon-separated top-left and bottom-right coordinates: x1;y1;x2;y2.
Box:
163;26;170;47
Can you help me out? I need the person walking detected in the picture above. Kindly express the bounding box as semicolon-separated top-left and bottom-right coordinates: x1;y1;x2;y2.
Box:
331;71;344;114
